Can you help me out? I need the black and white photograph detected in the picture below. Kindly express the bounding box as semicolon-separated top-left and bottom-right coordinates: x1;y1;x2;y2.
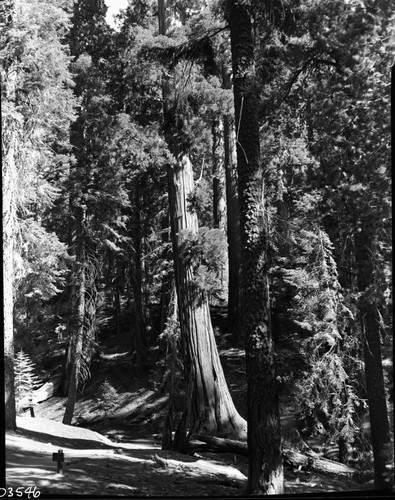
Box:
2;0;393;497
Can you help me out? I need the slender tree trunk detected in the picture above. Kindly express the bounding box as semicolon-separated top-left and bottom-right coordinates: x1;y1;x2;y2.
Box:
63;206;86;425
158;0;246;447
130;180;145;375
223;112;242;335
114;257;122;336
355;232;391;489
227;0;284;494
363;303;391;489
212;118;226;230
161;288;179;450
61;343;72;396
159;277;174;334
159;211;172;333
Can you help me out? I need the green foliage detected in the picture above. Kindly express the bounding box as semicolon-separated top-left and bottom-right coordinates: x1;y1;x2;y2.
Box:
95;378;118;415
157;302;183;393
179;227;227;301
69;0;112;61
270;204;365;445
1;0;77;354
14;219;69;301
14;349;41;414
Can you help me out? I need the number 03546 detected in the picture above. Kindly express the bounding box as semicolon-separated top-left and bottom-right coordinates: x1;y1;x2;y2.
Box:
0;487;40;498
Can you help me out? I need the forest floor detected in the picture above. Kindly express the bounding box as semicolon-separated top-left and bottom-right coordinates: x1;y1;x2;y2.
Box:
6;308;384;497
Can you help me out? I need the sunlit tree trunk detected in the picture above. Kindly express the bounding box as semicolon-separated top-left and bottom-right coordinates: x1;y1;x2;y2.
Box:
3;105;17;432
158;0;246;448
63;206;86;425
227;0;284;493
2;2;17;430
159;211;172;333
114;256;123;336
212;118;226;230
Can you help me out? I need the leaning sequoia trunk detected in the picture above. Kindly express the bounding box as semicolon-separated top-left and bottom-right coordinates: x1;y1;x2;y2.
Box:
158;0;246;447
167;150;247;443
227;0;284;494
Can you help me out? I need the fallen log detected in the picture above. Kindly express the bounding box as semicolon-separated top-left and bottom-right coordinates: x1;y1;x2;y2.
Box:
193;434;248;455
284;449;356;476
192;434;356;477
152;453;247;488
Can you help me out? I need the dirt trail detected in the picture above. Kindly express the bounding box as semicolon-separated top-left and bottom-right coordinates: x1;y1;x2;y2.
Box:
6;416;249;496
6;416;374;497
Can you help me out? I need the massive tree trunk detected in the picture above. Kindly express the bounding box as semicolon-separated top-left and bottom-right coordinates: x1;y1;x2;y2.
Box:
167;154;247;443
355;232;391;490
158;0;246;448
63;206;86;425
227;0;284;494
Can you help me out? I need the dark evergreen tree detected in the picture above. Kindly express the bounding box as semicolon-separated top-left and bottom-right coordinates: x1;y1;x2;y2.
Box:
226;0;284;493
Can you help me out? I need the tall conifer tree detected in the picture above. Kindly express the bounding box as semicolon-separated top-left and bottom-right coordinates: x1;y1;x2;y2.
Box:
226;0;284;493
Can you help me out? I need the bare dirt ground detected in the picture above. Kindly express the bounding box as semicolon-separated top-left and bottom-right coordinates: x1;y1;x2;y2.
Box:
5;309;383;497
6;416;373;497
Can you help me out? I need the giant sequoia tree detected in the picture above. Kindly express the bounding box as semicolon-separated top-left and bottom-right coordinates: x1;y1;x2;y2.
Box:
226;0;284;494
158;0;247;446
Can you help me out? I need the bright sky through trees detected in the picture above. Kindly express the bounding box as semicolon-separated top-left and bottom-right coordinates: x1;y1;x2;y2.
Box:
105;0;128;28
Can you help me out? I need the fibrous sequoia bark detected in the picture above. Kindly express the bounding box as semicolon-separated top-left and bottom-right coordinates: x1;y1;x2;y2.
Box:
227;0;284;494
158;0;247;447
166;153;247;443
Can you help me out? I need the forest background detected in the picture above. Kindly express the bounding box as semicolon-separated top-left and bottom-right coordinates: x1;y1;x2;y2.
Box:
2;0;393;495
